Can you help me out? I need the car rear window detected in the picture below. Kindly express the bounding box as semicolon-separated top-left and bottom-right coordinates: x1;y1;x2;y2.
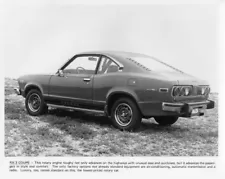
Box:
129;56;183;73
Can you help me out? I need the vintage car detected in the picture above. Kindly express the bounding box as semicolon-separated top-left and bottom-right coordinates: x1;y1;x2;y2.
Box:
15;51;215;130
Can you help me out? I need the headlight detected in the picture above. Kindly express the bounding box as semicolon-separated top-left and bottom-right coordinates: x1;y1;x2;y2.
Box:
172;86;192;97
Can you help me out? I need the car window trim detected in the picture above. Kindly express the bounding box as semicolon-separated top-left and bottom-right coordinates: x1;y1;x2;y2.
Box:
95;55;103;75
56;53;123;75
96;55;121;75
58;54;101;75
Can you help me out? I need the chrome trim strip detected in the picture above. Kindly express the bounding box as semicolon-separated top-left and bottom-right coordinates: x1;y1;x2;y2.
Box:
146;88;156;92
47;103;105;114
46;94;93;102
43;94;106;104
163;100;210;107
162;102;183;107
93;100;106;104
185;100;210;106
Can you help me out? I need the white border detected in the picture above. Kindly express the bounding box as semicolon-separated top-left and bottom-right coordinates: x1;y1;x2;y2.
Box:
1;0;224;178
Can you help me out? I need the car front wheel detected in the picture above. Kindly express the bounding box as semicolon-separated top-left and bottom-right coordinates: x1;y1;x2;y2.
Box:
111;98;142;131
154;116;178;126
25;89;48;116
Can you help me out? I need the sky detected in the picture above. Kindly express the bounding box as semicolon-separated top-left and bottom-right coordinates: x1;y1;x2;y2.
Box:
2;2;219;92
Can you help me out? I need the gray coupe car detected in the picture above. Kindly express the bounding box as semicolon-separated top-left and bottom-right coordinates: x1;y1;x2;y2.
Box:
14;51;214;130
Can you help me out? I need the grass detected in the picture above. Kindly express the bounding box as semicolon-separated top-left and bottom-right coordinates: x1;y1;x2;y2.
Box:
4;78;218;156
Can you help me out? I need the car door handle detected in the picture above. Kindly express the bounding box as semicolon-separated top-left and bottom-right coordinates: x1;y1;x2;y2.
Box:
83;78;91;82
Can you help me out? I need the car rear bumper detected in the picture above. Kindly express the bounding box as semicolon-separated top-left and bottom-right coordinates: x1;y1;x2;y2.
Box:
162;100;215;117
138;100;215;118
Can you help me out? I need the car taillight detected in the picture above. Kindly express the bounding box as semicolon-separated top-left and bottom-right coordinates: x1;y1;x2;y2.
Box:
184;86;192;96
202;86;210;95
207;87;210;94
172;85;210;97
180;87;185;96
172;86;192;97
172;86;181;96
201;87;206;95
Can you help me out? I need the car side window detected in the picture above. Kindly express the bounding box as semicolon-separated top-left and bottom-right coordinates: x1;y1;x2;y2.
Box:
97;56;119;74
63;56;99;75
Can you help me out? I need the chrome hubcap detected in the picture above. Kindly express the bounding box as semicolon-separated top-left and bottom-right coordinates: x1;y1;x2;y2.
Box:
115;103;133;127
28;93;41;112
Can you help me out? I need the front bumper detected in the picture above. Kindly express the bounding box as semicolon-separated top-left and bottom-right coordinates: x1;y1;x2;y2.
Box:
162;100;215;117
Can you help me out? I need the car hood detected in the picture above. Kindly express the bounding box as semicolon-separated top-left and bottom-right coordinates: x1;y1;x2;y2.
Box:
151;71;209;86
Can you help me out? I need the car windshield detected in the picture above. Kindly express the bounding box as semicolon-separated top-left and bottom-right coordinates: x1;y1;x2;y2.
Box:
131;56;182;73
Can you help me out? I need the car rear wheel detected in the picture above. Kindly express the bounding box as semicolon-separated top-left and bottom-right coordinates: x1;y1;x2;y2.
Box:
111;98;142;131
25;89;48;116
154;116;178;126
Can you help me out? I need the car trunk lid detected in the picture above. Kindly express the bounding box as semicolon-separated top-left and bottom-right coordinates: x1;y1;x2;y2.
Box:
152;71;208;86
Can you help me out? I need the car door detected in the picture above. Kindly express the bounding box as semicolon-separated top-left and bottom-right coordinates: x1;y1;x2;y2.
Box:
48;55;100;108
93;56;122;109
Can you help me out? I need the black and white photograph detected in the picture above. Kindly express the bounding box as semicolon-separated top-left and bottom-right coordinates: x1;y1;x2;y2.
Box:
1;0;224;177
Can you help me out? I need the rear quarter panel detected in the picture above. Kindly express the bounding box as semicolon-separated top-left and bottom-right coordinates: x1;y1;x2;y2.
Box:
93;72;176;103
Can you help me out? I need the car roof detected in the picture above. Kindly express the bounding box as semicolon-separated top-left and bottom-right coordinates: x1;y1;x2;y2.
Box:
78;50;147;56
77;51;160;72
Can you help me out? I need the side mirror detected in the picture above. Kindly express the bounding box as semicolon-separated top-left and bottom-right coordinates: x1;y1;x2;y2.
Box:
58;69;64;77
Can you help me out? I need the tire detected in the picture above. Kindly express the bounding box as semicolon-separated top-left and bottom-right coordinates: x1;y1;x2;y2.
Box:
25;89;48;116
154;116;178;126
111;98;142;131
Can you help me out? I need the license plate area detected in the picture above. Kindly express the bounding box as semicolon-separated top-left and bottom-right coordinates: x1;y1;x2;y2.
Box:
191;105;206;116
192;108;199;114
